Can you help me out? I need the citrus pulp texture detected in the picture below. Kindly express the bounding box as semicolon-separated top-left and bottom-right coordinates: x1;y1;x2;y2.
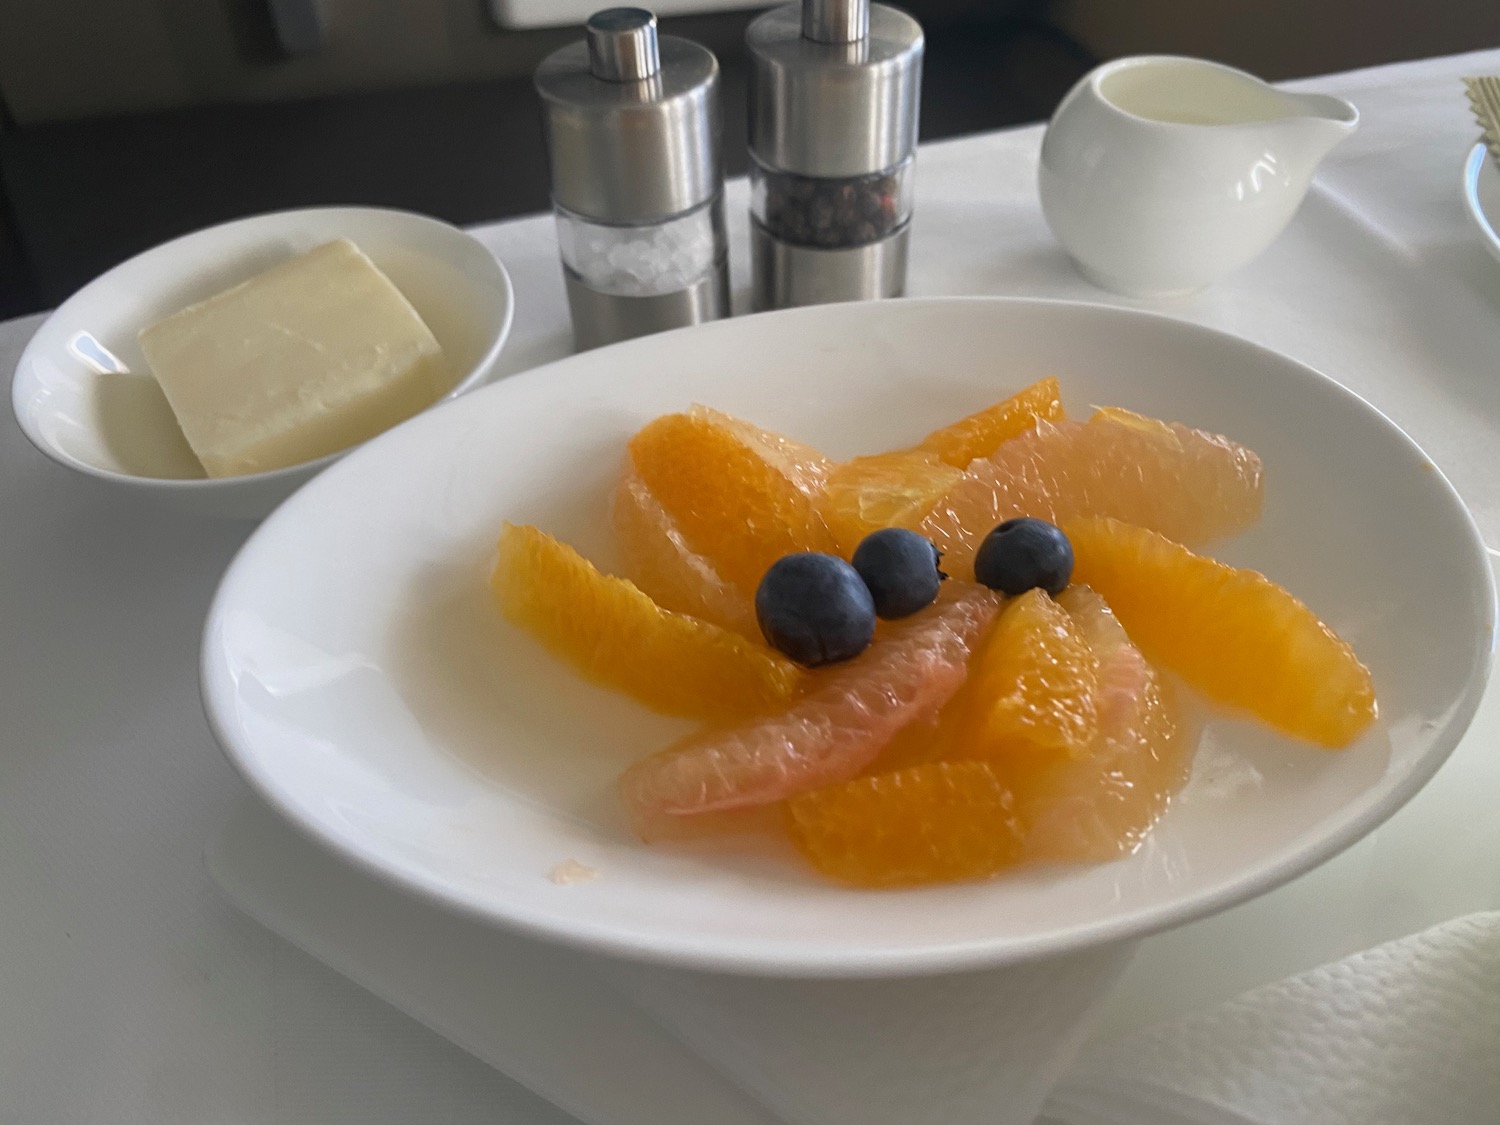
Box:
786;761;1025;887
953;587;1100;759
1005;585;1189;862
612;468;760;637
1066;517;1376;748
922;408;1264;577
818;378;1066;556
627;406;835;596
915;375;1065;468
618;588;1001;838
493;523;803;720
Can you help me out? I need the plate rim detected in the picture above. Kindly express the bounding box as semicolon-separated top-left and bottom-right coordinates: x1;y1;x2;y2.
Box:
1463;142;1500;265
200;295;1498;977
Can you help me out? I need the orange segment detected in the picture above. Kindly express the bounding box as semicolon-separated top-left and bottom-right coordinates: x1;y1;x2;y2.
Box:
816;379;1065;555
920;407;1264;576
699;405;834;487
1002;585;1191;862
492;523;802;720
618;587;1002;836
1065;517;1376;748
819;450;964;557
628;407;835;593
611;468;757;637
785;761;1024;886
916;376;1065;468
954;587;1099;759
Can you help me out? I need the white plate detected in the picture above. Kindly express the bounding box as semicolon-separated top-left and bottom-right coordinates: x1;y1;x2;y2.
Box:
1463;143;1500;265
201;297;1495;977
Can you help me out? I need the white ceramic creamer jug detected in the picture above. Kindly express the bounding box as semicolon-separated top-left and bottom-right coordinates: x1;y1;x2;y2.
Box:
1039;56;1358;297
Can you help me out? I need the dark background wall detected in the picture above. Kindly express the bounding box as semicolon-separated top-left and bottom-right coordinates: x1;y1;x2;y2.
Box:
1;0;1497;319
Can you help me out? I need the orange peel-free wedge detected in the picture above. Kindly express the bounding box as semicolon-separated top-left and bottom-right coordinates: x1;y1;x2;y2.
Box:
493;523;802;720
611;468;758;637
952;587;1099;759
915;376;1065;468
786;760;1024;887
628;407;835;594
1066;517;1376;748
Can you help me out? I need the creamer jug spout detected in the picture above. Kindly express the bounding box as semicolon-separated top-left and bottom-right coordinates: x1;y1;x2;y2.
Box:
1278;91;1360;174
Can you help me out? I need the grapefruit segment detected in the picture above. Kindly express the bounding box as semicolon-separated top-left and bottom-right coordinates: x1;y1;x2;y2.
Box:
921;407;1263;576
618;587;1001;836
1065;517;1376;748
492;523;802;720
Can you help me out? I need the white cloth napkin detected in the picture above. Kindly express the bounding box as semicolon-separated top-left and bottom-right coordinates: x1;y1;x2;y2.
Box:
210;802;1500;1125
1042;912;1500;1125
604;942;1135;1125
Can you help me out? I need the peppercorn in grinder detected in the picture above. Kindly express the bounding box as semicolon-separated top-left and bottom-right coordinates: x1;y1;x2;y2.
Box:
747;0;923;309
536;8;729;349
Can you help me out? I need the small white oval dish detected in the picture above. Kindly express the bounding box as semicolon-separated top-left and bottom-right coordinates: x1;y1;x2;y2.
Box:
202;297;1493;977
10;206;515;519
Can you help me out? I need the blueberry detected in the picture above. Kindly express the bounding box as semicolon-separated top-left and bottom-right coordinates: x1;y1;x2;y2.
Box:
973;518;1073;596
851;528;946;620
755;552;877;666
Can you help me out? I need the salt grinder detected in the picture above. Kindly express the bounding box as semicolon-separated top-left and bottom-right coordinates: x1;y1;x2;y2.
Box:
536;8;729;349
747;0;923;309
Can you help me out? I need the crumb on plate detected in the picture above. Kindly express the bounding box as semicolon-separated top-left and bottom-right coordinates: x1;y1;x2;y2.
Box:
549;859;600;885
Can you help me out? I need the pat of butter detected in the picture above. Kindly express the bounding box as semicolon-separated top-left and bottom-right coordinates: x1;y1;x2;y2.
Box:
138;238;445;478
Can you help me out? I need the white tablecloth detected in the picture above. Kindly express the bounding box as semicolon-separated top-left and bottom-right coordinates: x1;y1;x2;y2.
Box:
3;47;1499;1125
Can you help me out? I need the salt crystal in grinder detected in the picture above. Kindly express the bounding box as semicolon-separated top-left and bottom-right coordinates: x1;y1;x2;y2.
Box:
536;9;729;349
747;0;923;309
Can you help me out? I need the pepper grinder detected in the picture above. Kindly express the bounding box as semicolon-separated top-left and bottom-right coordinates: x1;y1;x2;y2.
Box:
536;8;729;350
747;0;923;309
